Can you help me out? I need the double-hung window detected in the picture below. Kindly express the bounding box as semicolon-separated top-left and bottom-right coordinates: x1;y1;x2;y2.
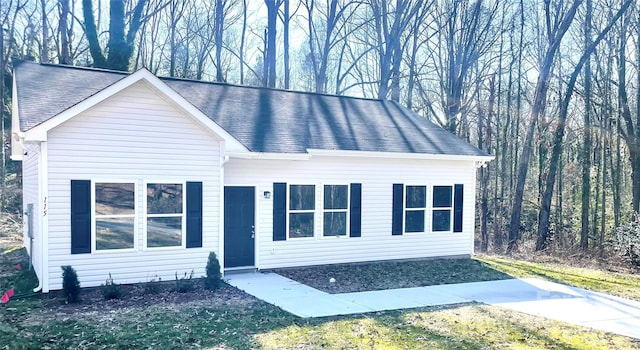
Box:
288;185;315;238
146;183;185;248
405;185;427;233
432;186;453;232
94;182;136;251
323;185;349;236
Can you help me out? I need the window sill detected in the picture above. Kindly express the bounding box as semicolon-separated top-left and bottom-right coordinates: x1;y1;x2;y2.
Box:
143;245;186;252
92;247;137;254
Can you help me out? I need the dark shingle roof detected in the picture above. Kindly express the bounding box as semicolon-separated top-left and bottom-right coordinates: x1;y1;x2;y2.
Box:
14;61;488;156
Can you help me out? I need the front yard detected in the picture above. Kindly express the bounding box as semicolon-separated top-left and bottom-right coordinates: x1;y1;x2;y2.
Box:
2;226;640;348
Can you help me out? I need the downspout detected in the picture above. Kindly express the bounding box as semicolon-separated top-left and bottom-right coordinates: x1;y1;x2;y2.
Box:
32;279;42;293
25;203;43;293
26;204;33;270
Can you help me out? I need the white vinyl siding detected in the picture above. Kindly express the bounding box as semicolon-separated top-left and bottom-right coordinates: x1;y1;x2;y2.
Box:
21;142;42;282
45;82;221;290
225;156;477;269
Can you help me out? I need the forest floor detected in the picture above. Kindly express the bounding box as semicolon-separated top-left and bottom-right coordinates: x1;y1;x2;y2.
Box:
1;214;639;349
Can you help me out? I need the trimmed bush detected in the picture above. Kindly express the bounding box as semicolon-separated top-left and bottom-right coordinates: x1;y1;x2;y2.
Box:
61;265;80;303
143;276;162;295
204;252;222;290
175;271;195;293
102;273;123;300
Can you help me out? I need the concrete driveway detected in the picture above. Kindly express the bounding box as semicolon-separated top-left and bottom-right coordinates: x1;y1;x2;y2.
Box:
226;273;640;339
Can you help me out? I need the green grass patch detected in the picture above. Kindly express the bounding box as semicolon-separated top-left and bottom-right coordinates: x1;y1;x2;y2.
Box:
257;304;639;349
3;300;638;349
476;255;640;300
274;258;512;293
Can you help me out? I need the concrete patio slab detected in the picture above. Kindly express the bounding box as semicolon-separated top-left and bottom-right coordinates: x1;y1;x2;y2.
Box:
226;272;640;340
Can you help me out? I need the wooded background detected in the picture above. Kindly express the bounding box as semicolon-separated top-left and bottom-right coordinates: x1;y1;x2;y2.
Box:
1;0;640;257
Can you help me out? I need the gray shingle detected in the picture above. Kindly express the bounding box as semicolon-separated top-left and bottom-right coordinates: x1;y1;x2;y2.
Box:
14;61;488;157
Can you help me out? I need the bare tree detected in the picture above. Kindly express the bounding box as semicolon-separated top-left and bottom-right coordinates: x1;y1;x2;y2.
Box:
434;0;500;134
369;0;425;101
57;0;72;64
303;0;361;93
508;0;583;253
82;0;148;71
264;0;282;87
616;5;640;214
536;0;633;251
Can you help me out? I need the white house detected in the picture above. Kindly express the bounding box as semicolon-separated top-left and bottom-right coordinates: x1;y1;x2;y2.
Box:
11;61;492;292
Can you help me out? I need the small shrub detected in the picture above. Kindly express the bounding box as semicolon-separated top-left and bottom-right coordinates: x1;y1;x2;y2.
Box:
614;214;640;266
61;265;80;303
143;276;162;295
204;252;222;290
175;271;195;293
102;273;123;300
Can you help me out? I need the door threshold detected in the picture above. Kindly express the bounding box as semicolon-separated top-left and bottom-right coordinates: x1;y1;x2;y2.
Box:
224;266;258;274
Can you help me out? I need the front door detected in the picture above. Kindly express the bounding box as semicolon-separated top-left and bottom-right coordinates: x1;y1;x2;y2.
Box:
224;186;255;268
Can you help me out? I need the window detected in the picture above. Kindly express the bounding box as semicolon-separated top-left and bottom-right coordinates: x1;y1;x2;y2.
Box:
146;183;184;248
405;186;426;233
94;183;135;250
273;182;362;241
432;186;453;232
324;185;348;236
289;185;315;238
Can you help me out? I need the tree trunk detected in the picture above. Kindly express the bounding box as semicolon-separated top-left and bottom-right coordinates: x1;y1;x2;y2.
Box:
240;0;247;84
82;0;107;68
508;0;583;253
600;133;607;256
40;0;49;63
536;0;631;250
283;0;290;89
215;0;225;82
580;0;593;251
58;0;72;64
265;0;278;88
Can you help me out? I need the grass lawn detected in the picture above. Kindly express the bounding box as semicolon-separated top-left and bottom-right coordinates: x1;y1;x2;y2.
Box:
476;255;640;301
274;258;512;293
2;218;640;349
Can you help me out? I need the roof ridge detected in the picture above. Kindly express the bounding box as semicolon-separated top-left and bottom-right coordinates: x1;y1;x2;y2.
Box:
162;76;385;103
15;59;130;75
17;60;385;103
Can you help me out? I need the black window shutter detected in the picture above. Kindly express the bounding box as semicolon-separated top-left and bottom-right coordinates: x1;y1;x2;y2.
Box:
273;183;287;241
186;182;203;248
392;184;403;235
454;184;464;232
71;180;92;254
349;183;362;237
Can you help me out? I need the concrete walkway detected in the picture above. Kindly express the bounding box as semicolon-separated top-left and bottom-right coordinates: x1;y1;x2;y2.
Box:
226;272;640;339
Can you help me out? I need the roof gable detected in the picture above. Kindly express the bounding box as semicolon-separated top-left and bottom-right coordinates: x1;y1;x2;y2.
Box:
15;61;246;152
13;61;489;158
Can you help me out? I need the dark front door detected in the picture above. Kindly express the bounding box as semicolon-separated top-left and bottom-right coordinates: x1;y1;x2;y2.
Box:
224;186;255;268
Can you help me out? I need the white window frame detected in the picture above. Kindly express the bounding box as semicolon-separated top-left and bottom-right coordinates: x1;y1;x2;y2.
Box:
92;180;138;253
403;184;427;234
431;185;454;233
143;181;187;250
287;184;316;239
322;184;350;238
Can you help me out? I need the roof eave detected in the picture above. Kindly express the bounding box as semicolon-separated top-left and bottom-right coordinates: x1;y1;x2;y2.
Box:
305;148;495;162
227;149;494;162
